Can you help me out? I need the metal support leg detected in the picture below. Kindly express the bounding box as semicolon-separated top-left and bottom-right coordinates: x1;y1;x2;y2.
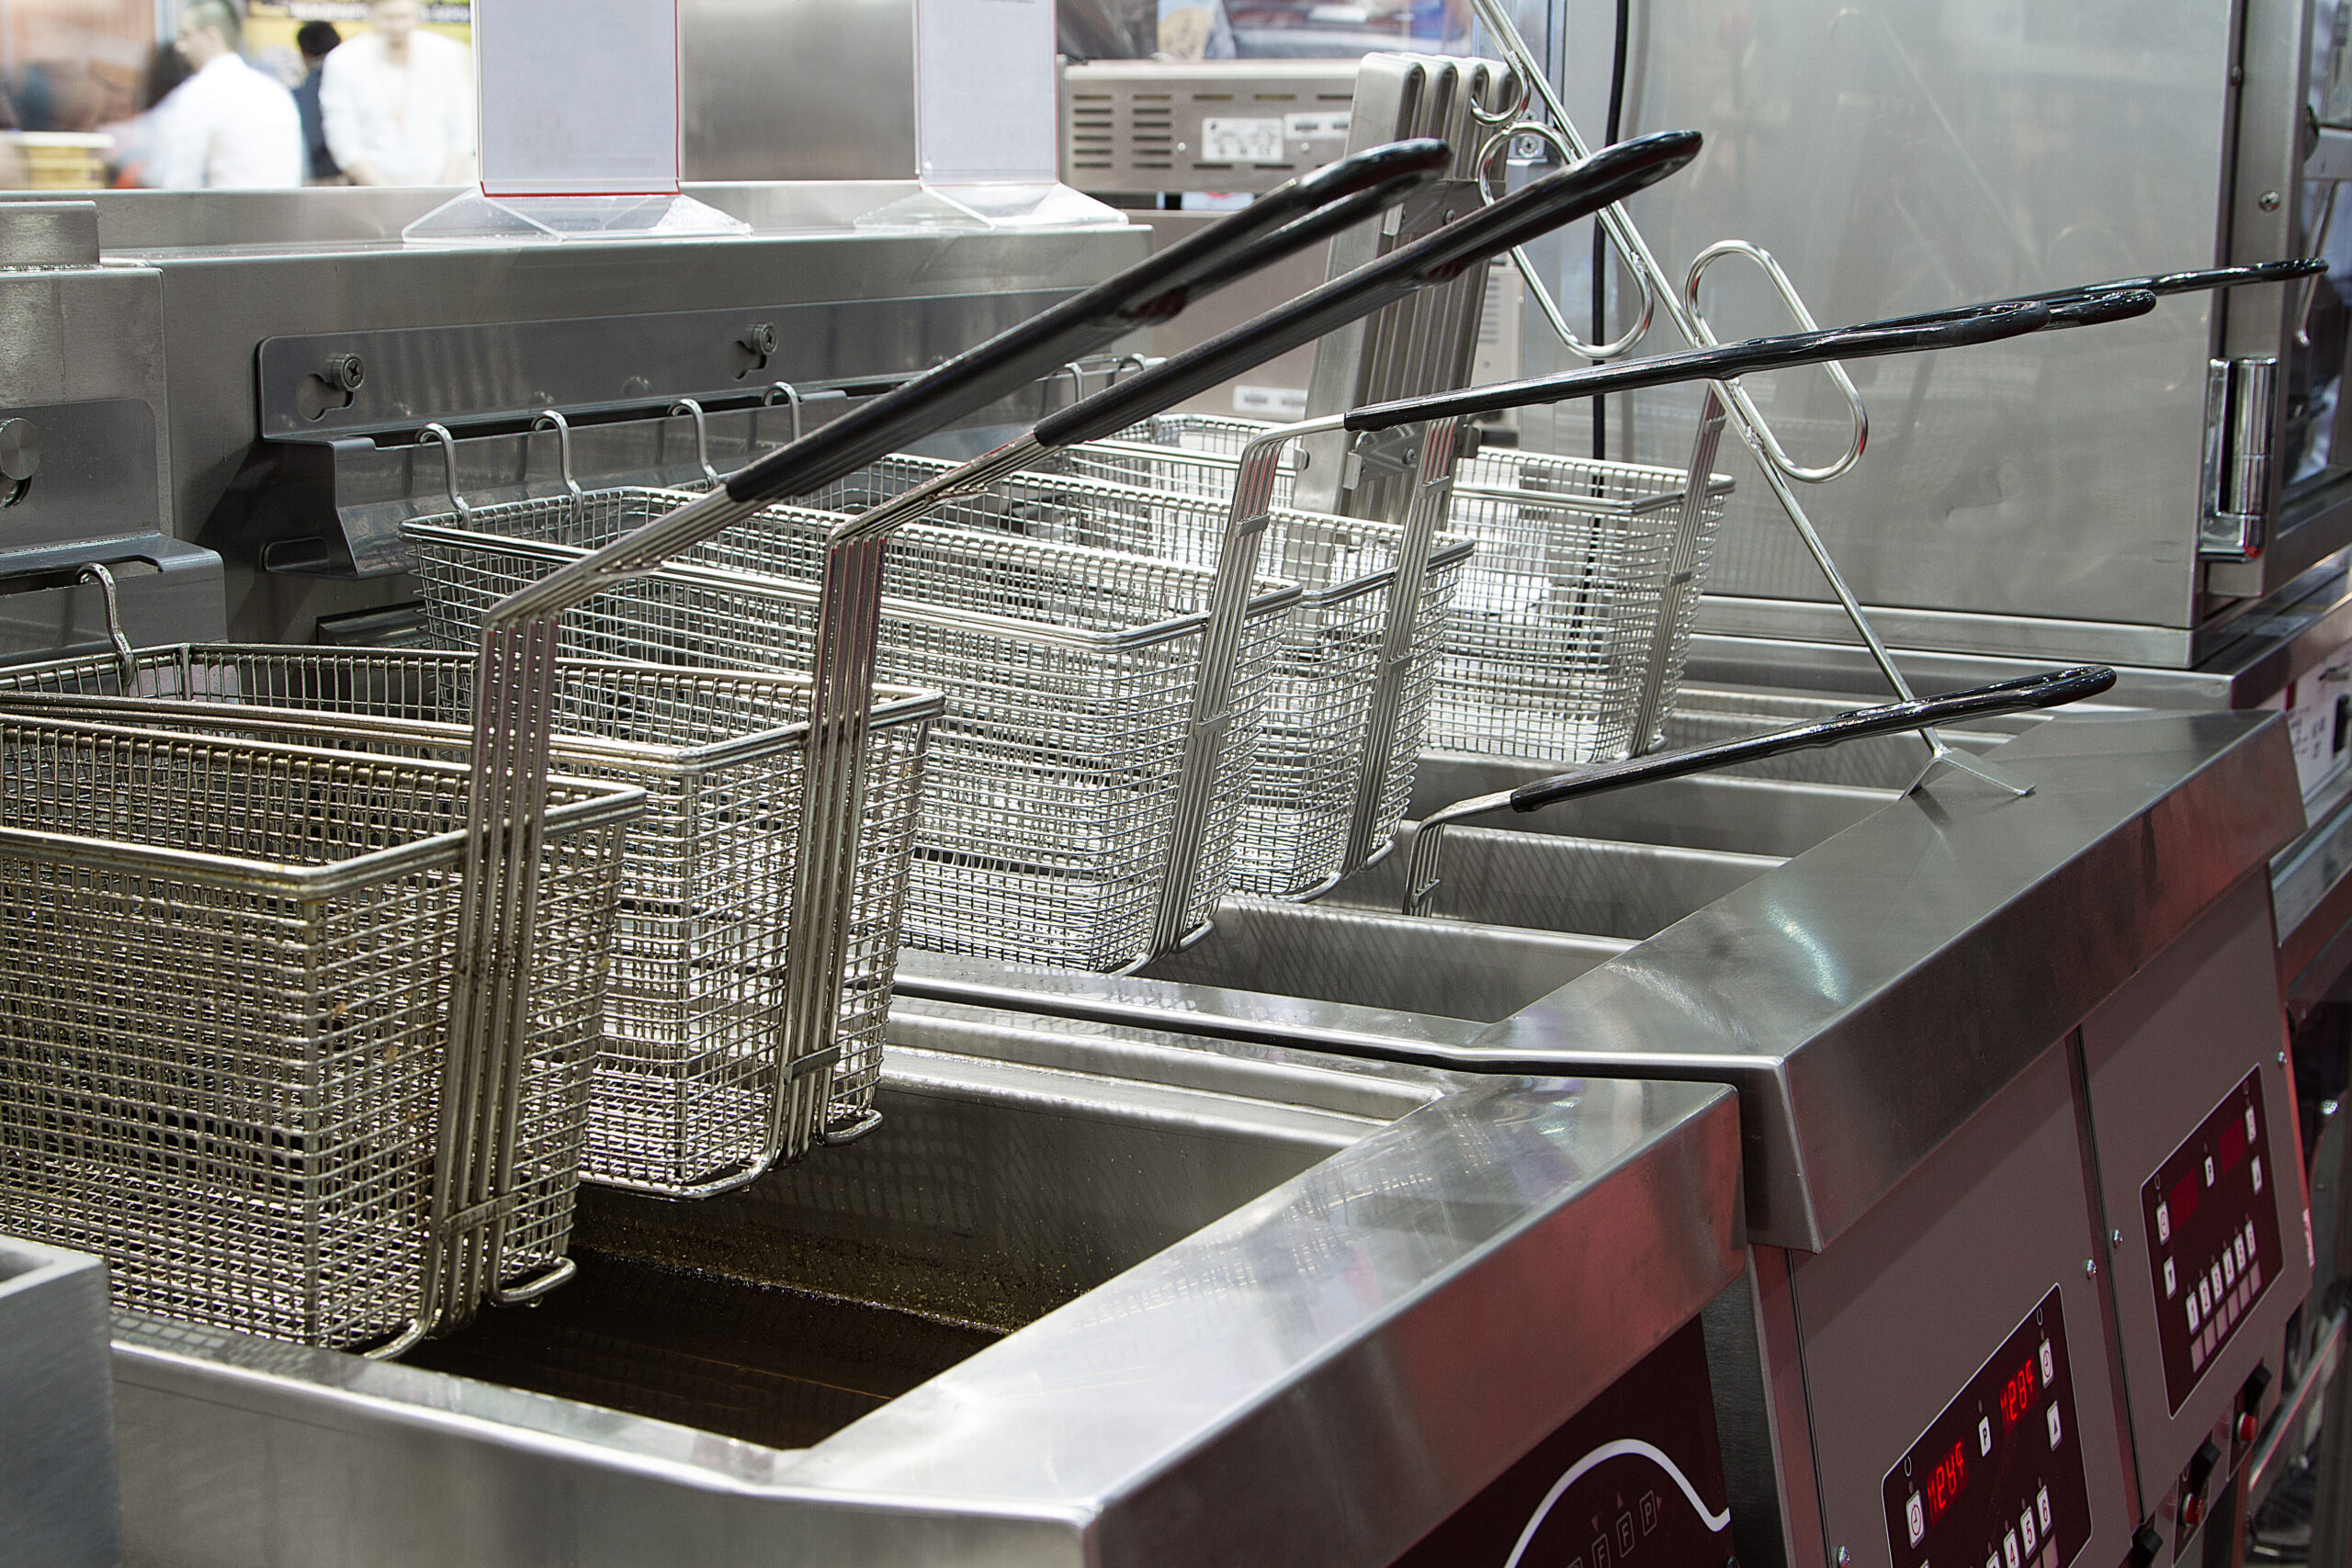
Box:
2305;1094;2352;1562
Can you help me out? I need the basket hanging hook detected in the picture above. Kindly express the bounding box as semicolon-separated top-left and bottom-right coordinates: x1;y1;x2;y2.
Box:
669;398;719;487
531;410;585;525
420;422;471;525
75;562;137;692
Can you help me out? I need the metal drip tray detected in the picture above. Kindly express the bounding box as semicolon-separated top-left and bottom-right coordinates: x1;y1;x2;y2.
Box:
109;1002;1740;1568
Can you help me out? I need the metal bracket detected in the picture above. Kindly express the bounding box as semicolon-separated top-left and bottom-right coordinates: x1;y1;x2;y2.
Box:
2202;355;2280;560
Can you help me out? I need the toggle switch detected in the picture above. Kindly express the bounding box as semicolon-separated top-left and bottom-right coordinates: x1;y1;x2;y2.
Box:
2130;1521;2164;1565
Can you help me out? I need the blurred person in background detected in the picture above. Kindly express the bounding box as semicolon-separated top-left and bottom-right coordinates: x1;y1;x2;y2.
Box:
320;0;473;186
292;21;342;182
104;40;195;187
154;0;304;189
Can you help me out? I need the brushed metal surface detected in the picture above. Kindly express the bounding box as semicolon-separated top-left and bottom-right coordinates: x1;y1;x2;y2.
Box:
57;204;1144;640
0;199;97;267
1487;710;2303;1251
110;1021;1741;1568
0;1236;120;1568
2075;872;2313;1513
1784;1041;2140;1568
680;0;917;181
1521;0;2238;645
925;710;2306;1254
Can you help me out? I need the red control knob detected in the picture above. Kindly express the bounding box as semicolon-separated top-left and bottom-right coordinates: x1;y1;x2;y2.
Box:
2184;1493;2204;1528
2239;1411;2260;1443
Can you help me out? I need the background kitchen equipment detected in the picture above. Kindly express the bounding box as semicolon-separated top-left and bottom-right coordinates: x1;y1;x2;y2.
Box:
0;626;944;1195
0;204;222;660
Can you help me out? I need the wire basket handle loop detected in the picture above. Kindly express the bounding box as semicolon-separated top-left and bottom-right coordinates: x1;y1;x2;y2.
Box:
1684;240;1870;484
1476;121;1656;362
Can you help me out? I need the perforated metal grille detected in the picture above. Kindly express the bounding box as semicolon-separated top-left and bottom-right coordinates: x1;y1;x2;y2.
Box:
405;490;1290;973
0;716;628;1348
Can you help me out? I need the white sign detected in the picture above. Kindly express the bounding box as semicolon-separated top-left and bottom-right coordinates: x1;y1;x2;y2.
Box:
474;0;682;197
1203;118;1283;164
914;0;1057;185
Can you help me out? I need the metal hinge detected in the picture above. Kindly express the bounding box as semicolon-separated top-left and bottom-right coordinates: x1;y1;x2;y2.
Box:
2201;355;2280;560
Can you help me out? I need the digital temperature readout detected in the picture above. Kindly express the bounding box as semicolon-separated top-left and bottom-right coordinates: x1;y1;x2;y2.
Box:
2141;1067;2282;1414
1999;1359;2039;1428
1884;1285;2090;1568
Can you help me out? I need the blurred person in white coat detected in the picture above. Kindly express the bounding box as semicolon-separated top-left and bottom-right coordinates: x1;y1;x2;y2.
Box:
319;0;475;186
154;0;304;189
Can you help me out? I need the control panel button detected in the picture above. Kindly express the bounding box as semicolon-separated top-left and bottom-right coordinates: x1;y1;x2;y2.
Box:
1883;1287;2088;1568
2143;1071;2287;1413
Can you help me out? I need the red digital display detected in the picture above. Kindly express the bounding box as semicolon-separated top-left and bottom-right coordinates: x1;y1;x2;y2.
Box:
1999;1359;2039;1427
2218;1119;2248;1176
2168;1169;2201;1230
1923;1439;1966;1520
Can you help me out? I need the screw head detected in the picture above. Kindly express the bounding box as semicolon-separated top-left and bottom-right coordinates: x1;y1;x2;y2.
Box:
2085;1257;2100;1278
2112;1228;2124;1248
742;321;777;357
1837;1550;1853;1566
0;418;39;482
2260;189;2283;210
323;353;366;393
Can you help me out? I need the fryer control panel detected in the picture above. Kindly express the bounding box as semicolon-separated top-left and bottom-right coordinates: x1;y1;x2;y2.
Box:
1884;1285;2090;1568
2140;1066;2283;1414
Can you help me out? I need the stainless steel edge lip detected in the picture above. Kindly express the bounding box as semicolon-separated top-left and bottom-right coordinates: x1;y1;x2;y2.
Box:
1483;709;2301;1253
107;1040;1740;1568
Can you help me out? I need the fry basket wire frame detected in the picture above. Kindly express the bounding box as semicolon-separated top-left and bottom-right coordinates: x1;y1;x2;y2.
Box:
0;635;941;1197
403;480;1300;974
1033;411;1737;768
0;707;641;1351
1464;0;2015;787
802;450;1474;898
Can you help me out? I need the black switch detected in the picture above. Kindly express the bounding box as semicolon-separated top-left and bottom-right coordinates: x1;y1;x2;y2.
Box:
2244;1362;2275;1405
2130;1521;2165;1565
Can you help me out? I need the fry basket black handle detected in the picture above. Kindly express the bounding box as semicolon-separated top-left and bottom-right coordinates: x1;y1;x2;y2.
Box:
1401;666;2118;916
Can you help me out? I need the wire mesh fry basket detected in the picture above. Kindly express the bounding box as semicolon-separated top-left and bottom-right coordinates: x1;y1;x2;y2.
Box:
1432;453;1733;762
0;711;640;1351
0;642;939;1196
1035;412;1736;765
805;453;1472;899
403;487;1298;974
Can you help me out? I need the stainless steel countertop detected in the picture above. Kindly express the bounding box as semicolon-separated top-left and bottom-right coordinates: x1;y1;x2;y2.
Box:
905;710;2303;1255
